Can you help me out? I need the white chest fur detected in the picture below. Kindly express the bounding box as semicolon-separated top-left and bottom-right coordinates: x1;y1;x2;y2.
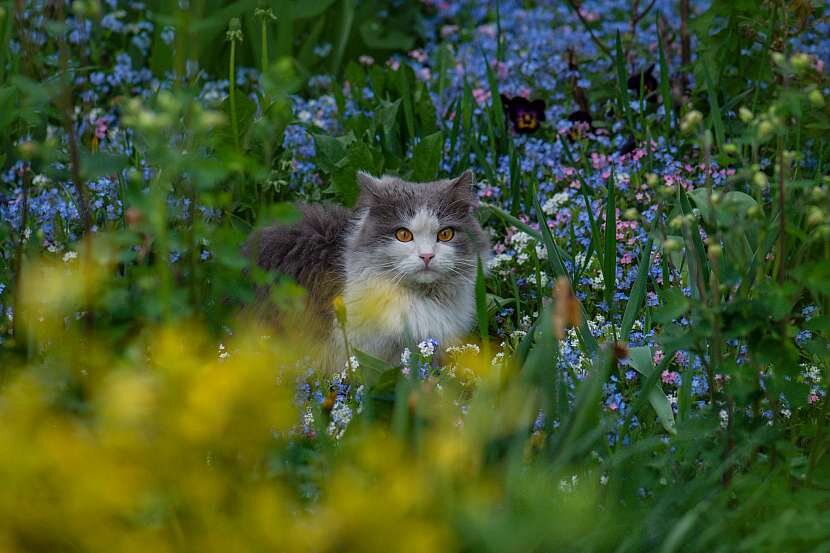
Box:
340;276;475;363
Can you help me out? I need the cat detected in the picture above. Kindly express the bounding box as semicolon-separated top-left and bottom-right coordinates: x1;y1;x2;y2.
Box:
244;170;491;369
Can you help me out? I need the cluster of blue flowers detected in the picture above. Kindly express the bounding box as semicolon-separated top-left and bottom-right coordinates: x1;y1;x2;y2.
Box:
1;1;827;442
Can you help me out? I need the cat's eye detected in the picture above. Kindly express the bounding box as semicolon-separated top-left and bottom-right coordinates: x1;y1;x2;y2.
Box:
437;227;455;242
395;228;414;242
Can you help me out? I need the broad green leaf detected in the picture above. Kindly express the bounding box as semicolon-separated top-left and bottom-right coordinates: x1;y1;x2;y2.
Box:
627;346;676;434
411;131;443;181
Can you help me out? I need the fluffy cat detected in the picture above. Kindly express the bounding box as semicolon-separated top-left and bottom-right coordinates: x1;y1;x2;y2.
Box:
244;171;490;368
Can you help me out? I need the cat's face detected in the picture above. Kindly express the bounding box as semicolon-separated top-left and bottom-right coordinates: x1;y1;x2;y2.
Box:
349;171;490;287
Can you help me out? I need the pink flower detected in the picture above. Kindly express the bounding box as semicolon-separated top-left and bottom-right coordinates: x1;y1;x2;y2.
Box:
386;58;400;71
620;252;635;265
408;49;427;63
472;87;491;105
653;349;664;364
661;370;680;386
94;118;109;140
358;55;375;66
492;60;509;79
809;393;820;405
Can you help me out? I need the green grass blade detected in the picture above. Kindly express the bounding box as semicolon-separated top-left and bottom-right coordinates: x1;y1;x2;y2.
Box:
702;62;725;149
614;30;635;131
603;172;617;318
620;237;654;342
657;21;673;136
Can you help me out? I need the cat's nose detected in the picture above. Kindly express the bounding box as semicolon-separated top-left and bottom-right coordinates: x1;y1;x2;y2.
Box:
419;253;434;267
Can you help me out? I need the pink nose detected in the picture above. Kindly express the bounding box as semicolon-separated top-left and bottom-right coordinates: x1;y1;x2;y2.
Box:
419;253;434;267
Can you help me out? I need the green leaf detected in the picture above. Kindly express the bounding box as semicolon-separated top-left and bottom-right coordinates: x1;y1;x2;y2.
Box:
620;237;654;342
475;256;489;343
654;287;690;324
332;140;375;206
354;348;394;388
313;132;354;173
627;346;676;434
219;90;257;146
411;131;443;181
702;61;726;148
358;20;415;50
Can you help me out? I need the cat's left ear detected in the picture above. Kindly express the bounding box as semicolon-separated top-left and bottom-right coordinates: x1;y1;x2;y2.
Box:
356;171;382;207
449;170;479;209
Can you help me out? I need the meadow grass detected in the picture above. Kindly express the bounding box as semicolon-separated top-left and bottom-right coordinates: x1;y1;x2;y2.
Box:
0;1;829;551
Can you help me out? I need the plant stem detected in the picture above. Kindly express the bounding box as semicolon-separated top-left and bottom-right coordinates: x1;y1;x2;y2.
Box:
229;39;239;148
260;19;268;74
777;139;786;284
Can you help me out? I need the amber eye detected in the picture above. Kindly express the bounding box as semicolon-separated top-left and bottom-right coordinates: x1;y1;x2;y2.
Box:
395;228;414;242
437;227;455;242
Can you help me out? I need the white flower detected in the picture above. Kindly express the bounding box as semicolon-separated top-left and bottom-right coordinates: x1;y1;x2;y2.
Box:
400;347;411;367
218;343;229;360
345;355;359;371
418;339;437;357
511;231;533;250
542;192;570;214
516;252;529;265
600;474;609;486
488;253;513;271
62;251;78;263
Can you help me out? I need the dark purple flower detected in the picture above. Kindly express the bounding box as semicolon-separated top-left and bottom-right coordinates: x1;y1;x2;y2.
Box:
500;94;546;134
627;64;658;102
566;109;593;139
619;136;637;156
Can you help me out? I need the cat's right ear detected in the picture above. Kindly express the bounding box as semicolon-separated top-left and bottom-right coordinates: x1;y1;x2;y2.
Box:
356;171;382;207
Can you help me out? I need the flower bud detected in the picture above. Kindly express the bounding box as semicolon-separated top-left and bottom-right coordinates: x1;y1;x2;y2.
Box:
809;89;825;108
723;143;738;155
771;52;786;66
332;295;347;326
807;207;826;227
663;238;681;252
624;208;639;220
791;52;811;72
707;243;722;260
646;173;659;187
753;171;769;188
739;107;753;122
680;110;703;133
757;119;775;139
17;141;37;159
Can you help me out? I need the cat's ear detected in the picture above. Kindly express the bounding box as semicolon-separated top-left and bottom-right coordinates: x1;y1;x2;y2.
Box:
449;170;479;209
356;171;382;206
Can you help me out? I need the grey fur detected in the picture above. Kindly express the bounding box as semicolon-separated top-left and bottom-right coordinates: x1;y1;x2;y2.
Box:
244;171;490;366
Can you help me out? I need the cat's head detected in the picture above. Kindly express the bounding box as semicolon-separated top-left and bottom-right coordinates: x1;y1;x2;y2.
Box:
348;171;490;286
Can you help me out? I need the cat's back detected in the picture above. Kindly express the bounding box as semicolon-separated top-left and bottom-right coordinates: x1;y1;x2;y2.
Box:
245;202;351;300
